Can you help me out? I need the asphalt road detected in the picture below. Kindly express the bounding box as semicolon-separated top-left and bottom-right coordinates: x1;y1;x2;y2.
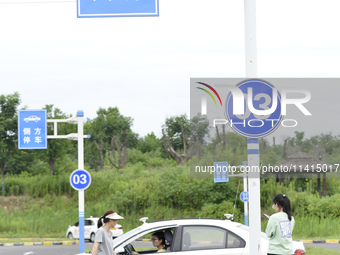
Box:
0;244;85;255
0;243;93;255
1;241;339;255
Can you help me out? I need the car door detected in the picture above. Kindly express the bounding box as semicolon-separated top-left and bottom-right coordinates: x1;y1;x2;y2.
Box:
84;220;94;239
173;225;245;255
113;225;178;254
73;221;80;239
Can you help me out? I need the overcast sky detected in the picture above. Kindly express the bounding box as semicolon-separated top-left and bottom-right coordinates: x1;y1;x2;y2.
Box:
0;0;339;140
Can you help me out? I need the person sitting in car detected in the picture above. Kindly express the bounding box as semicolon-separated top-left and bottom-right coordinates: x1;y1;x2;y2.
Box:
132;231;167;253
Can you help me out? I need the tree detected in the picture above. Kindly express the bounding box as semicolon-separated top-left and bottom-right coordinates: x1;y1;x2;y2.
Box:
305;133;339;160
43;105;73;176
190;114;210;145
0;93;20;193
163;114;190;151
137;132;161;153
189;114;210;158
88;107;137;169
162;114;191;165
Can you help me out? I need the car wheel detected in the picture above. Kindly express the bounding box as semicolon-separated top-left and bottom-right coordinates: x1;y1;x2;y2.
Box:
90;233;95;243
67;232;74;239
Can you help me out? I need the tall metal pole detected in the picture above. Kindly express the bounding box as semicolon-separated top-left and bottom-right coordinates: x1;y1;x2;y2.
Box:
244;0;257;77
77;110;85;254
244;0;261;254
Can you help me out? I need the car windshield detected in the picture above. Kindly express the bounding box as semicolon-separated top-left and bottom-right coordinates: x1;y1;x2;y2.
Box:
113;227;142;246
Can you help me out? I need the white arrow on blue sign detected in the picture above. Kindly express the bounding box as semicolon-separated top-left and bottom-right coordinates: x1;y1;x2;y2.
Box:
77;0;159;18
70;169;92;191
18;110;47;150
240;191;249;202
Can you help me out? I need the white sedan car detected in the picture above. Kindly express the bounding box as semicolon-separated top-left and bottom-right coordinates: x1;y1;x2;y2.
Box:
111;217;305;255
66;217;123;242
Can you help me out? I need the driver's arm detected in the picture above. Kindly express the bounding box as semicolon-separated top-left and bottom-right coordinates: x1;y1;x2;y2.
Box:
131;252;139;254
92;242;100;255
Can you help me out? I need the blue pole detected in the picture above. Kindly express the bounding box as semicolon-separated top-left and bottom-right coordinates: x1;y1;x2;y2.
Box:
242;161;248;226
79;212;85;253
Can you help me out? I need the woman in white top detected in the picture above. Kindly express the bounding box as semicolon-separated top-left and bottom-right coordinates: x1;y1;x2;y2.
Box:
92;210;124;255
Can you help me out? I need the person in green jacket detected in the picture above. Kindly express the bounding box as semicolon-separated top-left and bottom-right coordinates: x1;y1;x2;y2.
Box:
265;194;295;255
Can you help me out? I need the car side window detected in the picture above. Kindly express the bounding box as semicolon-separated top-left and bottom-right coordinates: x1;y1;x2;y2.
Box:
227;231;245;248
74;222;79;227
181;226;227;251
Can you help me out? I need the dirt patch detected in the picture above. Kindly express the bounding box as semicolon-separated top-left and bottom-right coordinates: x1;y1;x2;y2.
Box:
0;196;31;212
0;195;72;212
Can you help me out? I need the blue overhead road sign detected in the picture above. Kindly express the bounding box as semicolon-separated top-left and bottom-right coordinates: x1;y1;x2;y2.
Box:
77;0;159;18
18;110;47;149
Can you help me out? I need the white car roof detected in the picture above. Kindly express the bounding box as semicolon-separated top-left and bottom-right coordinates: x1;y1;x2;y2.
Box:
137;218;242;230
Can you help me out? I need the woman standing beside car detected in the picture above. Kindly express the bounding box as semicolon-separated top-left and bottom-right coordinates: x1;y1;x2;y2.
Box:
266;194;295;255
92;210;124;255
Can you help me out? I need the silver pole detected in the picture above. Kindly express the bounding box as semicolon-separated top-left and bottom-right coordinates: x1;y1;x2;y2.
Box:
244;0;261;254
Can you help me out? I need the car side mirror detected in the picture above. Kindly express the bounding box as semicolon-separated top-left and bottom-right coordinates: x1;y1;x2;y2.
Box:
69;225;71;228
114;247;125;254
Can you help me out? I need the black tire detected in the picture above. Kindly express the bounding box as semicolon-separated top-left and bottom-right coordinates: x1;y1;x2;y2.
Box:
67;232;74;239
90;232;95;243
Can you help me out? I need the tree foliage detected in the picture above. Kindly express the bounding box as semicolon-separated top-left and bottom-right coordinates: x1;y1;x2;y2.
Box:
87;107;137;169
43;104;73;176
162;114;190;165
137;132;161;154
0;93;29;193
163;114;190;151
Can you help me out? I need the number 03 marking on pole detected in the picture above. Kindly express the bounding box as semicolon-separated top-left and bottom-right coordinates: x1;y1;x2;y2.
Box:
70;169;91;191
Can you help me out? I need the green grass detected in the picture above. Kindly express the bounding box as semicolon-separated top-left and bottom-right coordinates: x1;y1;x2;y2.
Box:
1;167;340;240
1;194;340;239
306;246;340;255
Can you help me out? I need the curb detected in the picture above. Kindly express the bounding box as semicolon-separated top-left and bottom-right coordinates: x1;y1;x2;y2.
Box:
326;240;340;244
0;240;79;247
300;239;340;244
